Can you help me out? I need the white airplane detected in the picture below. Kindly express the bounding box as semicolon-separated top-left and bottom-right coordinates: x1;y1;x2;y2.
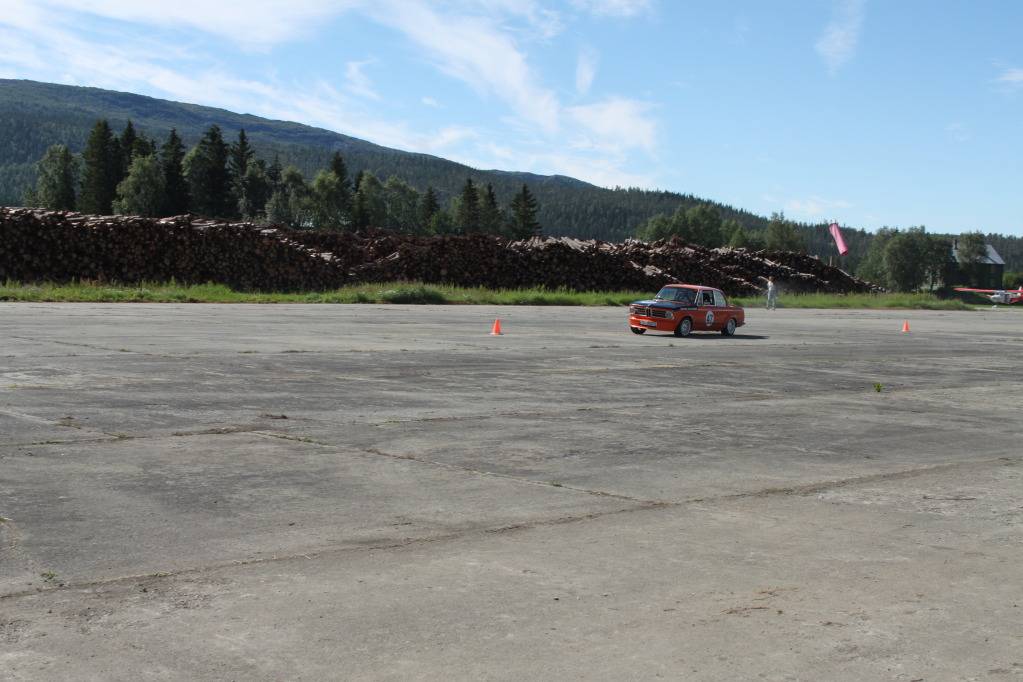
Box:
954;286;1023;305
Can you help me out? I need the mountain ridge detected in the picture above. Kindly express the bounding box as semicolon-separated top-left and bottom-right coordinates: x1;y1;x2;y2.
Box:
0;78;768;240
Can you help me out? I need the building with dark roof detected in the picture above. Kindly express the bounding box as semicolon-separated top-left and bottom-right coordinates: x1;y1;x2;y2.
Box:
949;238;1005;289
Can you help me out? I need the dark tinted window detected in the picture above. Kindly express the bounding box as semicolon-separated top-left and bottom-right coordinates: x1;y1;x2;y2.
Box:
654;287;695;304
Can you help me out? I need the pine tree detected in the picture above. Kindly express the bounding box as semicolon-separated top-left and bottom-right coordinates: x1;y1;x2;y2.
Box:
507;184;540;239
160;129;189;216
238;162;271;221
186;125;232;218
456;178;480;232
118;120;137;181
267;154;283;193
112;154;166;217
479;183;502;233
229;129;254;185
79;119;119;214
328;151;352;211
419;186;440;227
30;144;79;210
132;133;156;159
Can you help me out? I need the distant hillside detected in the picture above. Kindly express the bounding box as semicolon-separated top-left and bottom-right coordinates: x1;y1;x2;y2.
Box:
0;79;767;241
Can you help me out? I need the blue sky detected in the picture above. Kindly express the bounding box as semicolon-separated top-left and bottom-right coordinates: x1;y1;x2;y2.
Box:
2;1;1021;235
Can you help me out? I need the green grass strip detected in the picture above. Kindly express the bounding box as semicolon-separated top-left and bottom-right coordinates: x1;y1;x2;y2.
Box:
731;292;972;310
0;281;974;309
0;280;645;305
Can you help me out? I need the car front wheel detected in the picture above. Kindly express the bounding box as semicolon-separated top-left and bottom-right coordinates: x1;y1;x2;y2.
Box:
630;326;646;335
721;318;737;336
674;317;692;337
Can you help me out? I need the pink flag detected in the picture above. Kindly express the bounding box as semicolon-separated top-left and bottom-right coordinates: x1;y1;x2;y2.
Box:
829;222;849;256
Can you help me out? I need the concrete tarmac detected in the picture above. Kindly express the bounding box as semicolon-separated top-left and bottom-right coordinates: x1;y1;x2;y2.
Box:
1;303;1021;680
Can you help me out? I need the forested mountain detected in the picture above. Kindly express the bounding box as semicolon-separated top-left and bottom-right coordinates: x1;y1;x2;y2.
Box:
3;79;1021;274
0;79;764;241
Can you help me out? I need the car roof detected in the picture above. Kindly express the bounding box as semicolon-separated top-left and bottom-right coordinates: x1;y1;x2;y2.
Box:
664;284;720;293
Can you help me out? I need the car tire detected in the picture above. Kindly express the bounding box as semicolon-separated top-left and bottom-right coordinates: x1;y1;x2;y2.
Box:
674;317;692;337
630;326;646;335
721;318;736;336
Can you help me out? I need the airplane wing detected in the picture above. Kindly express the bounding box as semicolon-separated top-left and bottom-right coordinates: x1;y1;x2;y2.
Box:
954;287;1001;293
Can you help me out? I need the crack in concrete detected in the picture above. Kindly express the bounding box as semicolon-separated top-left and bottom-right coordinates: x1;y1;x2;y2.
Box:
358;446;645;503
3;455;1015;603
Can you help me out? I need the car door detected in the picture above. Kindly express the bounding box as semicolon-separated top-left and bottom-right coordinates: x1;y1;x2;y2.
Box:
697;289;717;330
711;290;728;330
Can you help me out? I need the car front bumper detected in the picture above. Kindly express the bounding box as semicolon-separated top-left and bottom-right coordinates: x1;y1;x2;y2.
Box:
628;315;675;332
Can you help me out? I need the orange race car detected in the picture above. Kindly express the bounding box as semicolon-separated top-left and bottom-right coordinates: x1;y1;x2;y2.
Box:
628;284;745;337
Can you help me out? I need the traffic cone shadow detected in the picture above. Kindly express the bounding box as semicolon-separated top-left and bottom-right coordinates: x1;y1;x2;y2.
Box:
490;319;503;336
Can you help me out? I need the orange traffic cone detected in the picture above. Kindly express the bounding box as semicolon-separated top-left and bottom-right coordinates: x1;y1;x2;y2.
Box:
490;318;503;336
901;320;910;333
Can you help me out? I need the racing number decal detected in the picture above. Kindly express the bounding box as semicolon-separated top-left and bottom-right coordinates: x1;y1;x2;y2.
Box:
705;311;714;327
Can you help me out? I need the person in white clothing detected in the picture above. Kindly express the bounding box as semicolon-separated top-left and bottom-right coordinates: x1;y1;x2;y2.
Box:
766;276;778;310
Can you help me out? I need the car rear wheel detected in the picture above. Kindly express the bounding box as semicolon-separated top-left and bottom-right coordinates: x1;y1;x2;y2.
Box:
721;318;736;336
674;317;692;337
630;326;646;335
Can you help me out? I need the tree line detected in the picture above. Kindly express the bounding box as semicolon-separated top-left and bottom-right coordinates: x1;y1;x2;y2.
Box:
24;119;542;238
635;205;1003;292
635;206;807;252
21;118;1013;291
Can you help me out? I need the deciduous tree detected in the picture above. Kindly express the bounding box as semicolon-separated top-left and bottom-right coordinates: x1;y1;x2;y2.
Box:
113;154;166;217
764;212;805;251
30;144;78;210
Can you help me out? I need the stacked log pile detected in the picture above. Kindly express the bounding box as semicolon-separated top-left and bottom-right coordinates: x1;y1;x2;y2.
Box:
1;208;880;295
0;208;345;291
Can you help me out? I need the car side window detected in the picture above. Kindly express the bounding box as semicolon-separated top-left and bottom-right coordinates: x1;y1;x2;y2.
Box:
713;291;726;307
701;291;715;306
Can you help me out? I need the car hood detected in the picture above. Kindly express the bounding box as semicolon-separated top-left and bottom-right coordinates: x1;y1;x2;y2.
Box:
630;299;692;309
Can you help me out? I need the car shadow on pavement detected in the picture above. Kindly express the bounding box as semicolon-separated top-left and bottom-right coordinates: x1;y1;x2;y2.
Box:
642;333;769;340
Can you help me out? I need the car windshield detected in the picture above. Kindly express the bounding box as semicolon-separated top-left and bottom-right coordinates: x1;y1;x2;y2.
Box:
653;287;695;304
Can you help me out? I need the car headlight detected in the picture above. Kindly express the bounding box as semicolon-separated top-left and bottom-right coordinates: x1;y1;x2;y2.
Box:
664;312;674;320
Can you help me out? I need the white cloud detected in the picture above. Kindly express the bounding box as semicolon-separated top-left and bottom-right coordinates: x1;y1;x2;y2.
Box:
33;0;356;50
467;0;564;39
369;0;560;132
344;59;379;100
421;96;441;108
815;0;865;74
996;67;1023;88
575;47;598;95
570;0;652;17
567;97;656;152
783;196;852;219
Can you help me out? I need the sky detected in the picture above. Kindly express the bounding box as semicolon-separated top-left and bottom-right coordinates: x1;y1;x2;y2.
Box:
1;0;1021;235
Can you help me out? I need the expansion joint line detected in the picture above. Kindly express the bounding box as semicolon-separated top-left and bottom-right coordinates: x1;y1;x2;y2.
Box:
2;455;1015;602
